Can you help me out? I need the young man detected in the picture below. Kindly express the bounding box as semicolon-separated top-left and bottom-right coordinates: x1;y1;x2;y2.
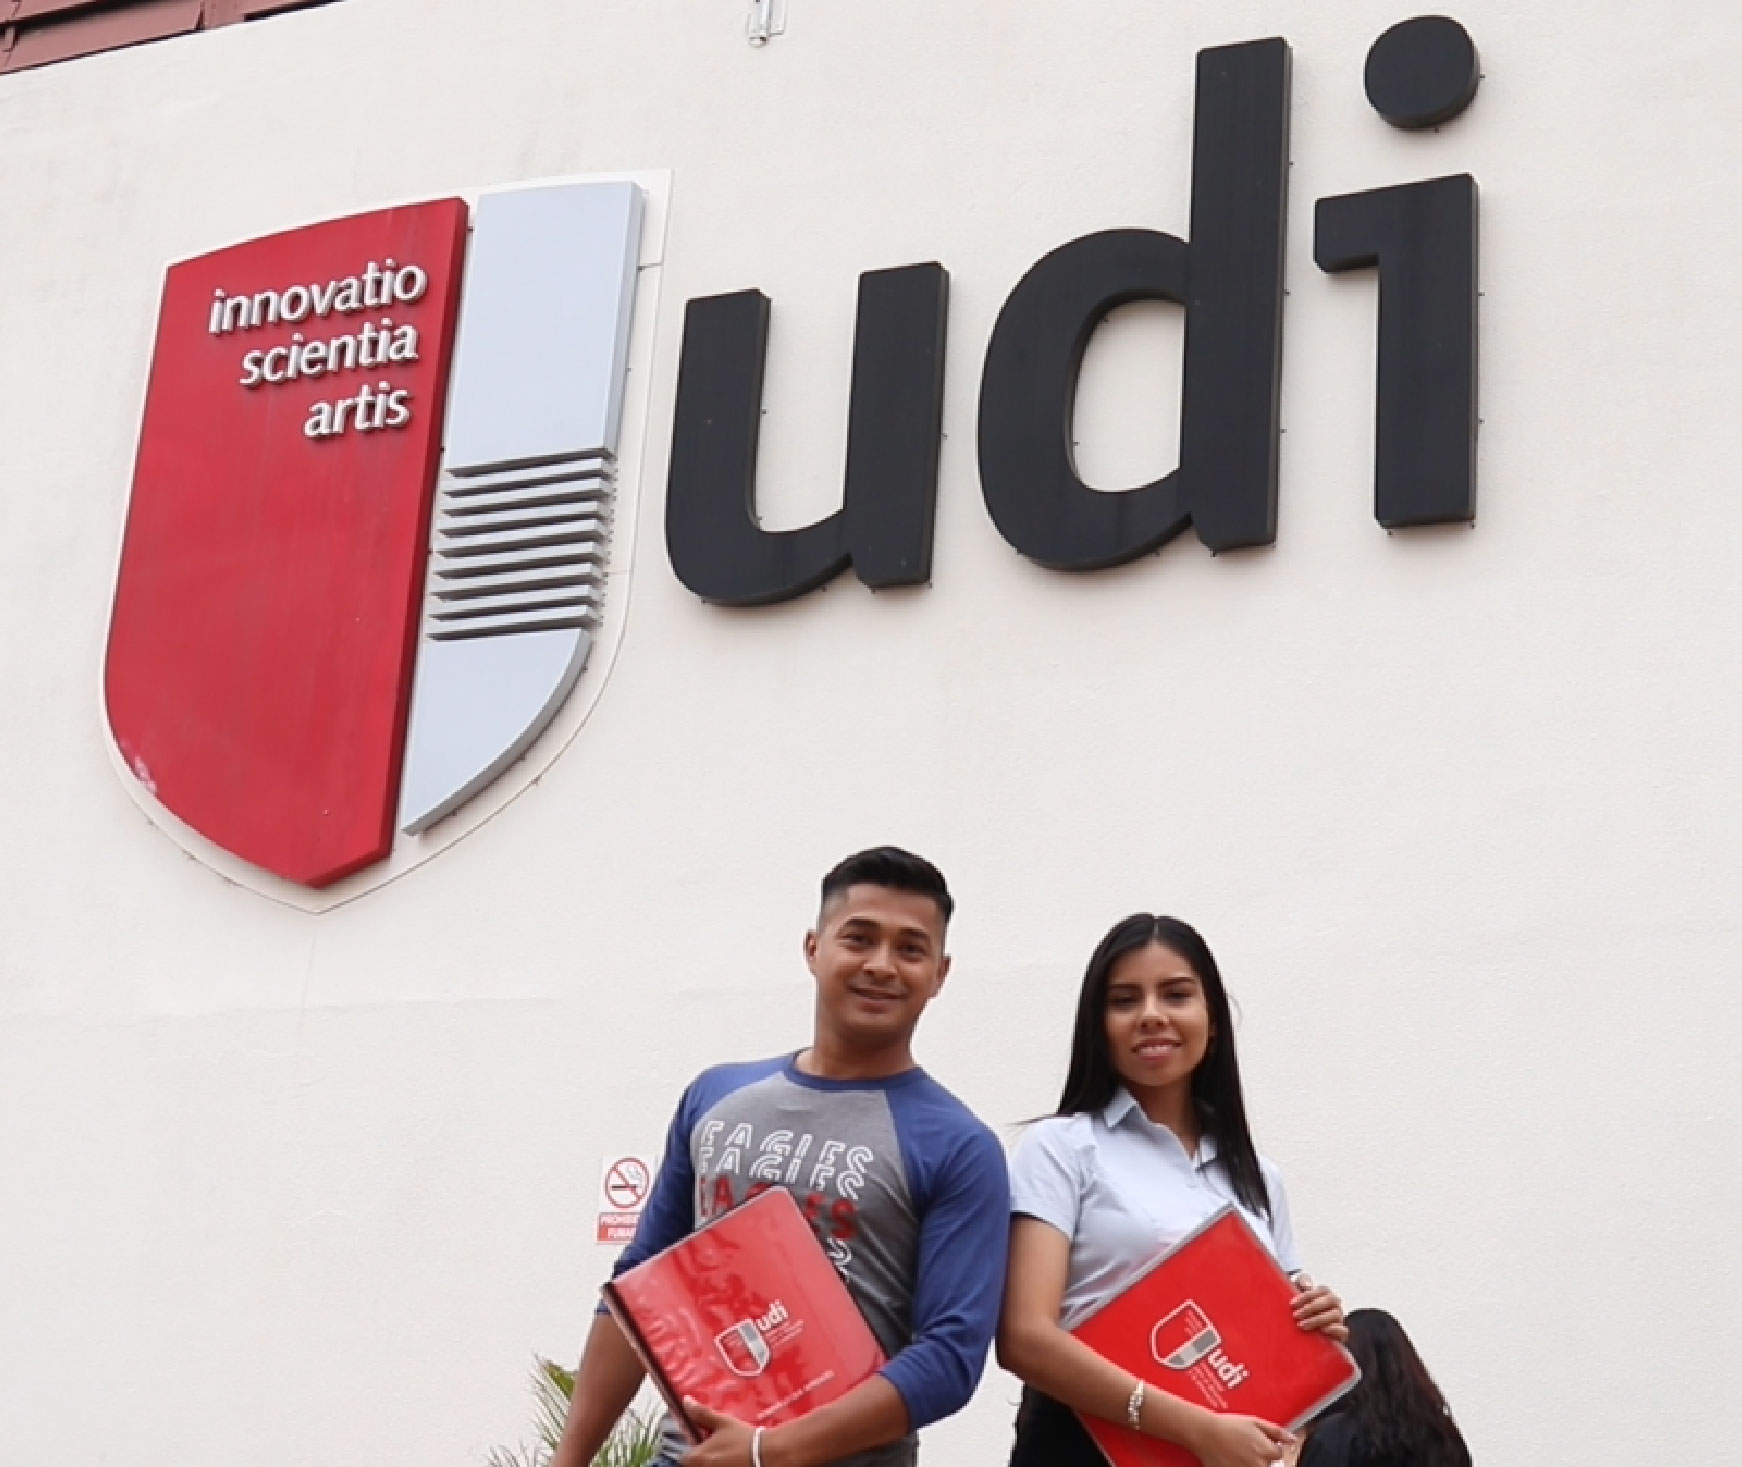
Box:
552;847;1009;1467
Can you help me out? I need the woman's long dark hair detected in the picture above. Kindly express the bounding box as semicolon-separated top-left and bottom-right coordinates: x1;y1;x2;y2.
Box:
1336;1308;1471;1467
1055;914;1270;1218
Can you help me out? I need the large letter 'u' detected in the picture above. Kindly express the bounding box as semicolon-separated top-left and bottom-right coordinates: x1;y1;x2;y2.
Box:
665;264;949;606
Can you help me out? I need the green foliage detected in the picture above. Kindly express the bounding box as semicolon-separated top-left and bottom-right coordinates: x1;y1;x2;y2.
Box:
486;1355;664;1467
591;1400;665;1467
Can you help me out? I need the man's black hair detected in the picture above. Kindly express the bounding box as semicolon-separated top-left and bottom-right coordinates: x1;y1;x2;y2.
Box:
819;846;954;926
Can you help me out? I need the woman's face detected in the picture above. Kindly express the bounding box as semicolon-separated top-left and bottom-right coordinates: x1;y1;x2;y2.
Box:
1103;941;1212;1097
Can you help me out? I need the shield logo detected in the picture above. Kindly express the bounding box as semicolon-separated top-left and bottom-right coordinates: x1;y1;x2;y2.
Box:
1151;1300;1221;1371
714;1320;774;1378
105;180;649;893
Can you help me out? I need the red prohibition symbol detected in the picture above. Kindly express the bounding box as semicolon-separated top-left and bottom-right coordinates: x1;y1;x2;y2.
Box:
604;1158;652;1210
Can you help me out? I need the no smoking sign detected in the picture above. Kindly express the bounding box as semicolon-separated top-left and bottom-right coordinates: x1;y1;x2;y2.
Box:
595;1154;654;1244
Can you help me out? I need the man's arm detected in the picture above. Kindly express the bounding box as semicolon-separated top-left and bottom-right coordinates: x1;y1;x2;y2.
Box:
686;1378;910;1467
552;1312;650;1467
873;1123;1010;1427
552;1084;700;1467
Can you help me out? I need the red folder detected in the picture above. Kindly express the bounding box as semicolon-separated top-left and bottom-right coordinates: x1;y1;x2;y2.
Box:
1071;1206;1359;1467
602;1187;887;1441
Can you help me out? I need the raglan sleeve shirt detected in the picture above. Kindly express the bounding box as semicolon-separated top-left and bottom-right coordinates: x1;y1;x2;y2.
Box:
876;1106;1010;1429
600;1058;1010;1446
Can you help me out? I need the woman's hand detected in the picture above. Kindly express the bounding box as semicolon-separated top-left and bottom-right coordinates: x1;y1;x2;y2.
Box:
1185;1410;1294;1467
1290;1273;1348;1342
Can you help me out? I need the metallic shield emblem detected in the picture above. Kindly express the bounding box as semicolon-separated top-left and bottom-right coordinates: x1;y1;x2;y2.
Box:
105;181;647;890
398;181;643;834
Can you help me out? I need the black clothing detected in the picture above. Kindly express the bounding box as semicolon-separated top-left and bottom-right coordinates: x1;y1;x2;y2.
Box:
1009;1387;1476;1467
1007;1388;1105;1467
1298;1413;1365;1467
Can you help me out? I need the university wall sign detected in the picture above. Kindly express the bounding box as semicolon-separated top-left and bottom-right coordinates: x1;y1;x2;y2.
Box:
102;20;1479;898
106;178;666;895
667;20;1482;605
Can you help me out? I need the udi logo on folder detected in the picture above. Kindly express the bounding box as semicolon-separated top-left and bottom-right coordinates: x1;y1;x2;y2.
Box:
1151;1301;1221;1373
602;1188;886;1441
714;1300;790;1377
1071;1207;1359;1467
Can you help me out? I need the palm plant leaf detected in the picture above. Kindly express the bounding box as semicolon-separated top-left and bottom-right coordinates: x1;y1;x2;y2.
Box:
486;1354;665;1467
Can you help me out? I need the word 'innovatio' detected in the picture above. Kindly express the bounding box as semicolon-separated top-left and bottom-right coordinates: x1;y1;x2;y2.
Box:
206;258;432;441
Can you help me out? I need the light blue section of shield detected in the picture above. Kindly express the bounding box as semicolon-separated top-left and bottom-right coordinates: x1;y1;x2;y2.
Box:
397;181;644;835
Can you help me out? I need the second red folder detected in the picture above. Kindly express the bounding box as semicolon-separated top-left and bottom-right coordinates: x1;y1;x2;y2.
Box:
603;1187;888;1441
1071;1206;1359;1467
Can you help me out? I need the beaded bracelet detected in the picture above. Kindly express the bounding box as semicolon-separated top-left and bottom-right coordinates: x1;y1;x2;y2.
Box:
1126;1378;1146;1431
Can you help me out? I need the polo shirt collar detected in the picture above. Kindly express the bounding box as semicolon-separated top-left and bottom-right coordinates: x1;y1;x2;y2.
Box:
1102;1087;1219;1165
1102;1087;1141;1128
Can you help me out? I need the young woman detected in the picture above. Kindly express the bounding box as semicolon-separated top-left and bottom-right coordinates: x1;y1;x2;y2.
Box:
1296;1308;1472;1467
997;914;1346;1467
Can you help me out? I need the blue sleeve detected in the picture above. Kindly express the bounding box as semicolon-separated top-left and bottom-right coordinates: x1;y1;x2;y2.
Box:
607;1086;698;1282
879;1103;1010;1428
603;1057;785;1288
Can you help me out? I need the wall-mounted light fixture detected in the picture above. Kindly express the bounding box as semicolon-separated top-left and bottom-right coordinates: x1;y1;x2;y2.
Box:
747;0;787;47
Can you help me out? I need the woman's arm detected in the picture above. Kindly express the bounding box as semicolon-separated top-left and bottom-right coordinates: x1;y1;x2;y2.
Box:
1266;1162;1347;1343
996;1216;1293;1467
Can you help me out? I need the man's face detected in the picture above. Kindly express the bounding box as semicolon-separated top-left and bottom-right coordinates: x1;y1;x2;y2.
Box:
805;884;951;1052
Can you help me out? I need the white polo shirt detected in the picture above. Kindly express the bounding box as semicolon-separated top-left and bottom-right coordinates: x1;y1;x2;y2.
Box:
1008;1088;1301;1329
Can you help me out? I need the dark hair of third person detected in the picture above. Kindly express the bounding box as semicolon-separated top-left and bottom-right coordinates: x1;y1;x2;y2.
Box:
1334;1307;1472;1467
1054;914;1270;1218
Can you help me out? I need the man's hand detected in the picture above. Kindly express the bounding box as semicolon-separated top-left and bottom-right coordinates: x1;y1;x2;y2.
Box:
682;1400;759;1467
1186;1411;1294;1467
1290;1273;1348;1342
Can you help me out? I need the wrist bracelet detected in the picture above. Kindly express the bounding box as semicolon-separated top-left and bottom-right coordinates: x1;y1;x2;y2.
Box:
1126;1378;1146;1432
751;1425;766;1467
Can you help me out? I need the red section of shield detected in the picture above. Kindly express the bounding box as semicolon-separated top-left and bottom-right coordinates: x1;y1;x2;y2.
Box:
106;201;469;887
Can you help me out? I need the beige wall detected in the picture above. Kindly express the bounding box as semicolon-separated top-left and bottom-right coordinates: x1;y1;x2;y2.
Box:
2;1;1738;1462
